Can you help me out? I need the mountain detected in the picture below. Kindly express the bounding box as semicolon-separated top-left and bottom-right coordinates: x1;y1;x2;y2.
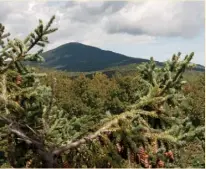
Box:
195;64;205;70
41;42;161;72
41;42;204;72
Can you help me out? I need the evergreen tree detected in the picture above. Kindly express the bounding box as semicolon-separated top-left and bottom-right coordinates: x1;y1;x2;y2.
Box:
55;53;204;168
0;16;60;167
0;16;204;168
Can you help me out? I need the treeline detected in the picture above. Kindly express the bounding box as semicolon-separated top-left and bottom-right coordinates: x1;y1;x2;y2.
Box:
37;67;205;168
38;69;145;116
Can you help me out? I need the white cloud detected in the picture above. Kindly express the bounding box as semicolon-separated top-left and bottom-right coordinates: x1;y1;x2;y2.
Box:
0;0;204;52
104;1;204;38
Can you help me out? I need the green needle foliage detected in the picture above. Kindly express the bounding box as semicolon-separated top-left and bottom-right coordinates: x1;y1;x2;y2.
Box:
0;15;204;168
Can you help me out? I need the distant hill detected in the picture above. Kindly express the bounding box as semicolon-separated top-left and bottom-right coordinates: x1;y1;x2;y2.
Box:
41;42;163;72
40;42;204;72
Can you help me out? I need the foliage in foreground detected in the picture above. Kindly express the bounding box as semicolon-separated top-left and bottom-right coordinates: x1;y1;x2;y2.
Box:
39;66;205;168
0;16;205;168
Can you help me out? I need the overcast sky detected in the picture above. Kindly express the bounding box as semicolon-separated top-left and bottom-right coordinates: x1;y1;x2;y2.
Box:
0;0;205;64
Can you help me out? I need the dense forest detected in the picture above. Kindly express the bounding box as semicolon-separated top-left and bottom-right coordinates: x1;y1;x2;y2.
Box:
0;16;205;168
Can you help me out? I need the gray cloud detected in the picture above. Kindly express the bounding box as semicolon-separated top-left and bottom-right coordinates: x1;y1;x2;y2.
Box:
104;1;204;38
0;3;13;22
0;0;204;52
65;1;128;23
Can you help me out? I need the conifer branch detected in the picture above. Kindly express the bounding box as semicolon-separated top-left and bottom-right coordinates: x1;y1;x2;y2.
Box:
0;16;57;74
42;77;56;133
52;109;156;155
